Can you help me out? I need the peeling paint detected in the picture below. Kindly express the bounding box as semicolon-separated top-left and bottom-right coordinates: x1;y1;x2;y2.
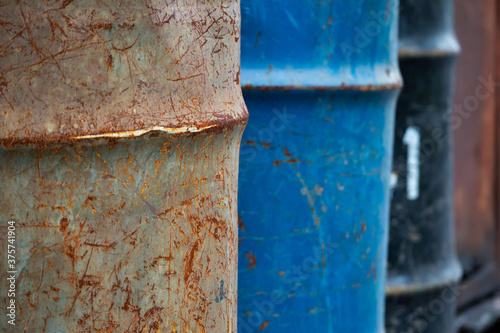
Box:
71;125;218;140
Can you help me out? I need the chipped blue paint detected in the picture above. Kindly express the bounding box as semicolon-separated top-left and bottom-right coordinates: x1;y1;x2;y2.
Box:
238;1;401;332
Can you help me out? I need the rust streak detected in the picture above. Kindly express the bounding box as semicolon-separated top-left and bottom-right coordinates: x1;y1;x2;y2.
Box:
112;33;140;52
166;73;204;82
245;252;256;270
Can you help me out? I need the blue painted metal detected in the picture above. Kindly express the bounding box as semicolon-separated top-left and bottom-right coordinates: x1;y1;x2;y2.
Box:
237;1;401;332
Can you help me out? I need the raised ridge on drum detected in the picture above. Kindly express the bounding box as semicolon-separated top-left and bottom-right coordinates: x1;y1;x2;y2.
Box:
240;0;402;90
0;0;248;146
398;0;460;58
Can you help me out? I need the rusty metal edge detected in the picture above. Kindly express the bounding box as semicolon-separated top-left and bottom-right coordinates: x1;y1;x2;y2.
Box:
0;114;249;149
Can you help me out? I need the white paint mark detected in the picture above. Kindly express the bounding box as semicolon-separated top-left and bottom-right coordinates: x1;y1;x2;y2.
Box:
71;124;217;140
403;126;420;200
390;172;398;190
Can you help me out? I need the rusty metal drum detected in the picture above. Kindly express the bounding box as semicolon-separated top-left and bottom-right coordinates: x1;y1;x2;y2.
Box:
0;1;247;332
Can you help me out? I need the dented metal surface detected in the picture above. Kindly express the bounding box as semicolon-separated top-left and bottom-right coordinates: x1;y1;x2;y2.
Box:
237;1;401;332
0;1;247;332
386;0;462;332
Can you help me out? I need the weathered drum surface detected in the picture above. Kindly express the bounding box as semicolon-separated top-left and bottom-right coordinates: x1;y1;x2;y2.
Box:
237;0;401;332
0;1;247;332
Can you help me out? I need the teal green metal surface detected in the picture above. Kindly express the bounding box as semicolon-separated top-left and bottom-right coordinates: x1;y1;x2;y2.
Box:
237;1;401;332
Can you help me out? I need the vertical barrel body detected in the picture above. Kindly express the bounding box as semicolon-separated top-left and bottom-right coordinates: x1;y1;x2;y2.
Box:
0;1;247;332
238;1;401;332
385;1;462;332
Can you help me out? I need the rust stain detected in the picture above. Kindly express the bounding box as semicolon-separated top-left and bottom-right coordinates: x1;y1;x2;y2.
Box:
245;252;257;270
0;0;248;147
254;31;261;49
259;320;270;330
273;148;302;166
59;217;70;233
238;217;246;232
0;0;247;331
244;140;257;146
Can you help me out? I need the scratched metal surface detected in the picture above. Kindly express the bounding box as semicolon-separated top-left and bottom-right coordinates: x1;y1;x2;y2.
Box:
0;0;246;145
0;1;247;332
385;0;462;332
237;1;401;332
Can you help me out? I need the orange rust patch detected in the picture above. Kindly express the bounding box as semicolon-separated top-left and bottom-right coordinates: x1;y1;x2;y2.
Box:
259;321;270;330
106;54;113;71
245;252;256;270
238;217;245;232
183;240;200;285
274;159;301;166
262;141;271;148
254;32;261;49
59;217;70;233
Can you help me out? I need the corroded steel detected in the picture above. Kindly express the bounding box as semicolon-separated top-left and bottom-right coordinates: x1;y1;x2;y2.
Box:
0;1;247;332
238;0;401;332
386;0;462;332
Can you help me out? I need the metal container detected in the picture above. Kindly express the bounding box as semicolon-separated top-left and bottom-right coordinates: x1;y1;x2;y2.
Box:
453;0;498;296
237;1;401;332
0;1;247;332
453;0;499;312
385;1;462;332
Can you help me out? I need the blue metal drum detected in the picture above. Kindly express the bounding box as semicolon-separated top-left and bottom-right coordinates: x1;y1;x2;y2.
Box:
237;1;401;332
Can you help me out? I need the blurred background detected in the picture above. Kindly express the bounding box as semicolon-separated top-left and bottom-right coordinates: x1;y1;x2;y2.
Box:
453;0;500;332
